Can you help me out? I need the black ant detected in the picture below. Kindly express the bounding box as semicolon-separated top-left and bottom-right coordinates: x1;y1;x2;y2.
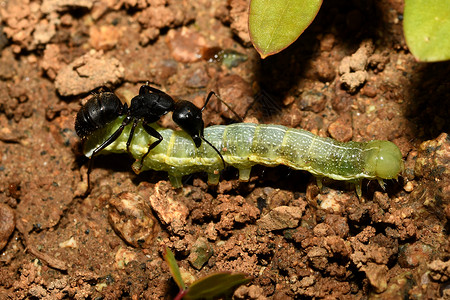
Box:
75;84;230;191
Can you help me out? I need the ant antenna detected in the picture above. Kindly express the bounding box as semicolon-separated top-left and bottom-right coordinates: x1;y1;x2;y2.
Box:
202;134;225;170
202;91;244;122
86;158;94;194
197;91;244;170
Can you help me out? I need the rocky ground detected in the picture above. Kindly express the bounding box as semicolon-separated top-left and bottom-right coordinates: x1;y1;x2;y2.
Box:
0;0;449;299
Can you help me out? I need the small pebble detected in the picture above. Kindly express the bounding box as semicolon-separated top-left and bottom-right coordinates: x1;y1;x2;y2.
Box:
188;237;213;270
328;118;353;142
59;237;78;249
166;27;207;63
109;192;158;248
403;181;415;192
257;206;304;231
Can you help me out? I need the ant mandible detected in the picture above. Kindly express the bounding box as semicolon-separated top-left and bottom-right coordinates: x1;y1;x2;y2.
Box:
75;83;226;191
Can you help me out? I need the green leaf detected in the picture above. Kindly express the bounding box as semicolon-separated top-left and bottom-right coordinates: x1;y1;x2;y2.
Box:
249;0;322;59
404;0;450;62
184;272;252;300
163;247;186;291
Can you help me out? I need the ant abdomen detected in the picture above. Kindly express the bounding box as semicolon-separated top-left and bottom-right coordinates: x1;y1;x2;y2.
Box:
75;92;125;139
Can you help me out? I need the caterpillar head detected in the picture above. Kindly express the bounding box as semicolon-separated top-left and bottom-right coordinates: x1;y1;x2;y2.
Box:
364;140;404;180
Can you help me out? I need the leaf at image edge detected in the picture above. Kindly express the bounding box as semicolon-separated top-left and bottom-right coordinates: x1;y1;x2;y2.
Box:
184;272;252;300
163;247;186;291
249;0;322;59
404;0;450;62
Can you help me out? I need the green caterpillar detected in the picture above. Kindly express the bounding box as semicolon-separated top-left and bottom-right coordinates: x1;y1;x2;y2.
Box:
83;116;404;197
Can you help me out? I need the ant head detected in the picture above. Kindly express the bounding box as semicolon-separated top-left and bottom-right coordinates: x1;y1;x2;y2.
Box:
173;100;204;147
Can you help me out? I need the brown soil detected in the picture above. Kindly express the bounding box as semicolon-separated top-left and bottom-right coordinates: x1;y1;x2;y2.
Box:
0;0;449;299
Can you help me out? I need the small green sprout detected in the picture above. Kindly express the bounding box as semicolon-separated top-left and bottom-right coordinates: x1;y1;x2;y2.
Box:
164;247;252;300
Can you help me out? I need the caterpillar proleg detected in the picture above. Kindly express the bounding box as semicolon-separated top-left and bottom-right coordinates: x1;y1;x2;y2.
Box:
82;116;404;197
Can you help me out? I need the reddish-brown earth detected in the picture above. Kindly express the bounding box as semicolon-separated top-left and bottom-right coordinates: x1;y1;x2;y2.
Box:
0;0;449;299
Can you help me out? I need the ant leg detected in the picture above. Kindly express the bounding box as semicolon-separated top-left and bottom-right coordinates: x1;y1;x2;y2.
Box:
201;91;243;122
139;84;171;97
91;116;132;157
135;122;163;170
201;91;217;111
85;157;96;194
89;85;113;96
126;119;139;153
85;115;132;191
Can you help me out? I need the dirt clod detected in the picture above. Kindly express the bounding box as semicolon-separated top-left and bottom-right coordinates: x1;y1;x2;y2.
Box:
166;27;208;63
362;262;388;293
55;50;125;96
258;206;305;231
428;259;450;282
327;115;353;142
339;40;375;93
149;181;189;236
108;192;159;248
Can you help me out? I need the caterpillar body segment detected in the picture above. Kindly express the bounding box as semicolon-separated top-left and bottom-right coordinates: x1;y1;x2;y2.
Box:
83;117;404;196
